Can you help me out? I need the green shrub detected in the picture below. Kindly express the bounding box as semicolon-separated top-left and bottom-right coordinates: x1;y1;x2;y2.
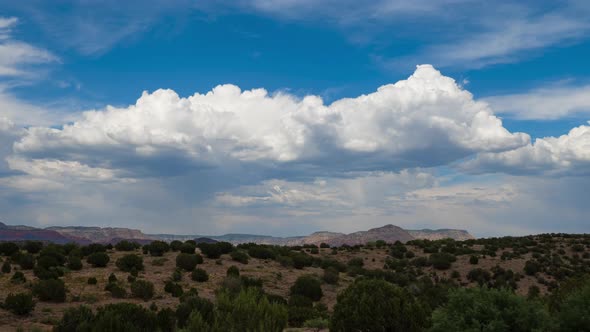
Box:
323;267;339;285
33;266;60;280
469;255;479;265
179;242;196;254
105;282;127;298
116;254;144;272
86;252;110;267
67;256;83;270
230;250;249;264
23;241;43;254
33;279;66;302
115;240;139;251
37;255;61;270
175;253;202;271
108;272;117;283
54;305;94;332
216;288;288;332
157;308;176;332
11;271;26;284
290;275;323;301
176;296;215;328
524;260;541;275
303;317;330;331
92;303;158;331
429;252;456;270
227;265;240;277
191;268;209;282
0;242;19;256
170;240;183;251
18;253;35;270
147;241;170;256
87;277;97;285
430;287;551;332
3;292;35;315
331;279;427;332
130;280;155;301
1;260;11;273
164;281;183;297
172;268;182;281
556;282;590;331
198;243;222;259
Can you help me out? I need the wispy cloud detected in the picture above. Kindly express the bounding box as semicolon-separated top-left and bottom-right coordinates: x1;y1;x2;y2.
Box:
484;83;590;120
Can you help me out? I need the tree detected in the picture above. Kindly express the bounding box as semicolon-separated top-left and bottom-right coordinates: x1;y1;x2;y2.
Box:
176;253;202;271
3;292;35;315
67;255;83;270
290;275;323;301
116;254;144;272
230;250;249;264
430;287;551;332
469;255;479;265
54;305;94;332
331;279;427;332
86;252;110;267
429;252;456;270
0;242;19;256
323;267;339;285
198;243;222;259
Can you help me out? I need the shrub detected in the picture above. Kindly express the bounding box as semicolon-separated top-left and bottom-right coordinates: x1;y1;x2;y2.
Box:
524;260;541;275
23;241;43;254
33;279;66;302
556;282;590;331
172;268;182;281
87;277;97;285
54;305;94;332
216;288;288;332
67;256;83;270
81;243;106;256
115;240;139;251
92;303;158;331
191;268;209;282
147;241;170;257
170;240;183;251
292;252;313;269
116;254;144;272
86;252;110;267
304;317;330;332
179;242;196;254
198;243;222;259
130;280;155;301
230;250;249;264
33;266;60;280
157;308;177;332
0;242;19;256
429;252;456;270
175;253;202;271
331;279;427;332
1;260;11;273
105;282;127;298
430;287;551;332
18;253;35;270
37;255;61;270
176;296;215;328
290;275;323;301
323;267;339;285
11;271;26;284
469;255;479;265
247;245;276;260
164;281;183;297
3;292;35;315
227;265;240;277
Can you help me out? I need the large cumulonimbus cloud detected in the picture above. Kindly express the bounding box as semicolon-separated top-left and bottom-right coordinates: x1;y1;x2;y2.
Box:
11;65;529;180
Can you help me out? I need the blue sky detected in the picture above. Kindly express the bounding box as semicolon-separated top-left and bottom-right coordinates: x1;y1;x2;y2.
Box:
0;1;589;237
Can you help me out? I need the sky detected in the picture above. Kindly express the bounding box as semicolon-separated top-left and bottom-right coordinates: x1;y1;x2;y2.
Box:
0;0;589;237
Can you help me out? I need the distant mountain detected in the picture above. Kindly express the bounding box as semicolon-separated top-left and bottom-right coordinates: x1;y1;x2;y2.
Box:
321;225;414;246
407;229;474;241
0;222;90;244
47;226;153;244
0;221;475;245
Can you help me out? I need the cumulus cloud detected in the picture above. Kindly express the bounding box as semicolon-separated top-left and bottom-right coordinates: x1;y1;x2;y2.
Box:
464;123;590;176
484;84;590;120
12;65;528;181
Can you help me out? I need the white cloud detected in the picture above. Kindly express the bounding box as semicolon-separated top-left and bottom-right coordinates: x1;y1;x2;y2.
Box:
0;17;57;78
464;123;590;175
484;84;590;120
12;65;528;180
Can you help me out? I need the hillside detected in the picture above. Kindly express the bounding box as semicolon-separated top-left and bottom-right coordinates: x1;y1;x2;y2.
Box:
0;233;587;331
